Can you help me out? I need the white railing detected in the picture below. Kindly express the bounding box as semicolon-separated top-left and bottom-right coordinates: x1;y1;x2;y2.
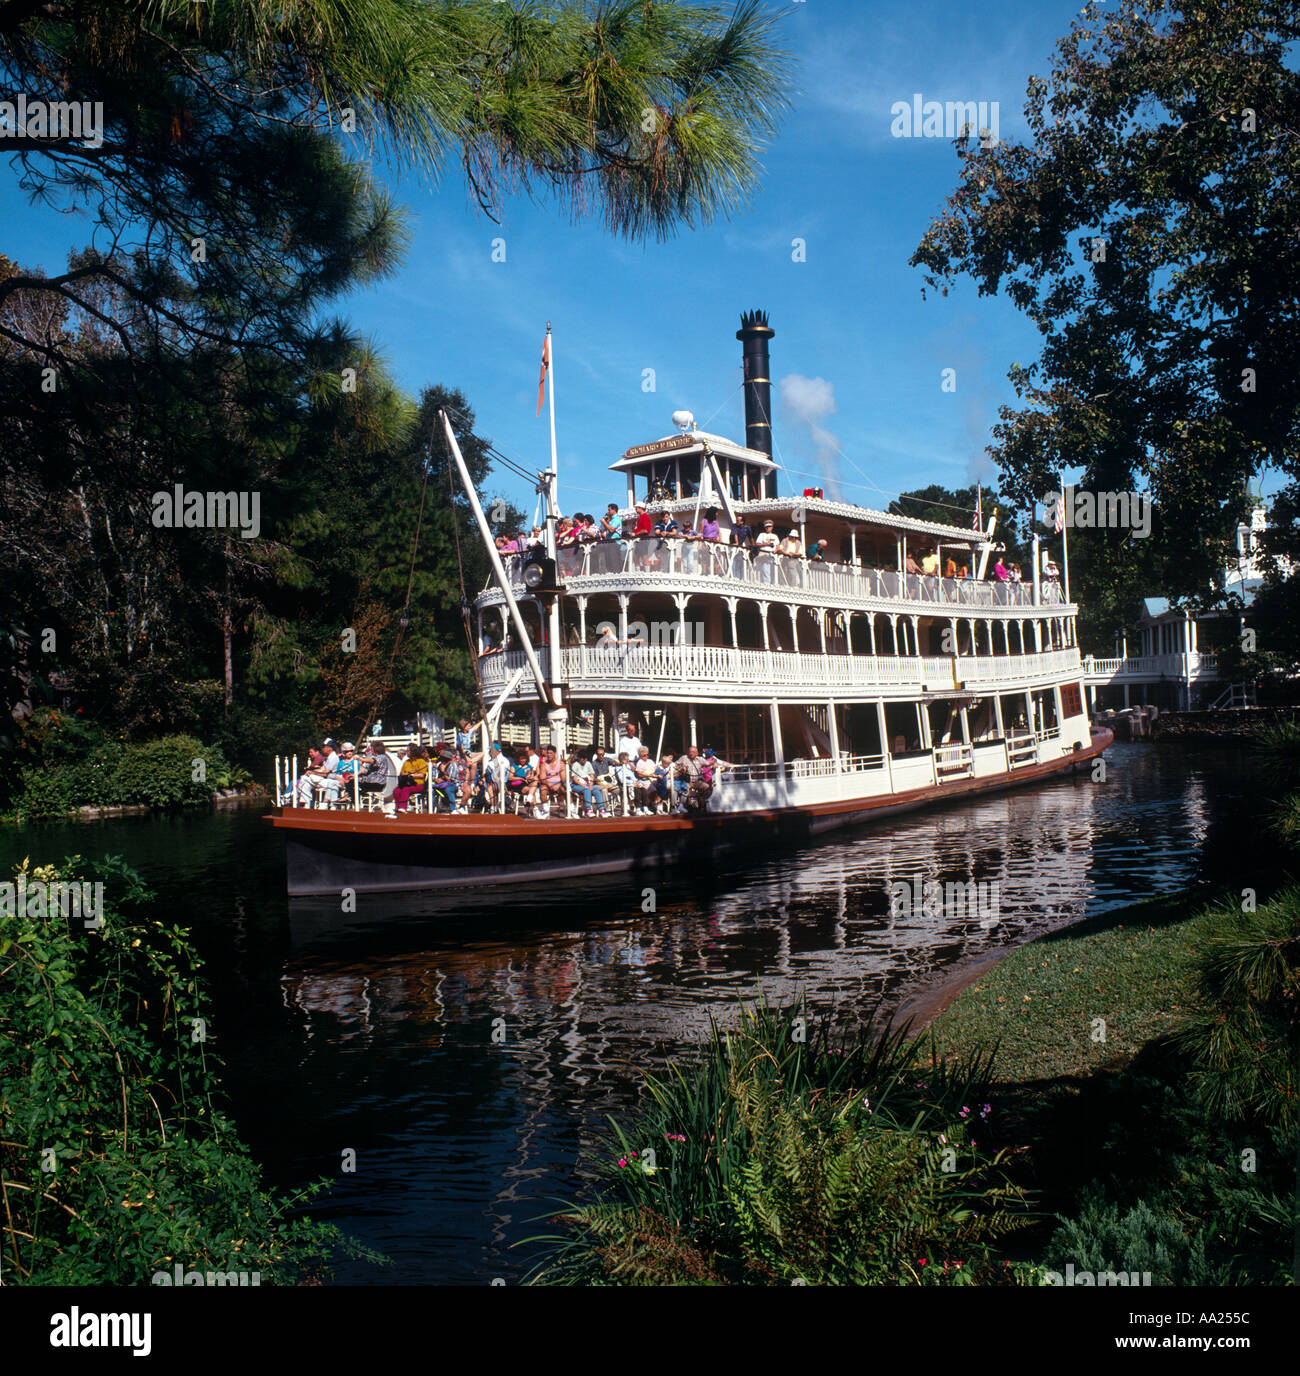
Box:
489;542;1067;612
1083;652;1221;682
479;644;1081;697
933;742;973;778
1006;730;1037;767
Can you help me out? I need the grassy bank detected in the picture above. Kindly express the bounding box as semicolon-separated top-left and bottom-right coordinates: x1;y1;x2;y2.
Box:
926;890;1211;1082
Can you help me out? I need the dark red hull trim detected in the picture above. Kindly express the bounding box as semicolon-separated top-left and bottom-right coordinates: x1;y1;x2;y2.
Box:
269;728;1113;896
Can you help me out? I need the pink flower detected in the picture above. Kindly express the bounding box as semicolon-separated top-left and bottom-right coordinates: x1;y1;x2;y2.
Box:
617;1158;628;1168
918;1258;928;1268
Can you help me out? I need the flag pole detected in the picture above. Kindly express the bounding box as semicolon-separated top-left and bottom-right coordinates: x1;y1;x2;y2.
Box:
1059;483;1071;605
546;322;560;515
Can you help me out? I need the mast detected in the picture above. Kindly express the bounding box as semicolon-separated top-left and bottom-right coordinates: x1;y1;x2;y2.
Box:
440;410;557;709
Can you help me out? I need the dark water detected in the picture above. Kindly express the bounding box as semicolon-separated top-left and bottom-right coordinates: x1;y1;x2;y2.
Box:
0;742;1269;1284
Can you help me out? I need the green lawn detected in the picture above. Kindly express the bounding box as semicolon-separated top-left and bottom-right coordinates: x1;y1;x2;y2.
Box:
927;891;1224;1083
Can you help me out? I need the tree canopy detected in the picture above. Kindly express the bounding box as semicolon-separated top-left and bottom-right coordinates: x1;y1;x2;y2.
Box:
0;0;792;757
911;0;1300;632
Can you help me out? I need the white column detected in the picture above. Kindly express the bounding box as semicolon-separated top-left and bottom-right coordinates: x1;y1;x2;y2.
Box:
827;699;841;773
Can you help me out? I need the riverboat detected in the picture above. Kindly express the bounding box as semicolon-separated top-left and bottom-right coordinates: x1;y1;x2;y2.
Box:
269;312;1111;895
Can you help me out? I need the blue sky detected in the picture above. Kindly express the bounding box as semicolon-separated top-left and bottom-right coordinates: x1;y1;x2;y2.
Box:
4;0;1101;523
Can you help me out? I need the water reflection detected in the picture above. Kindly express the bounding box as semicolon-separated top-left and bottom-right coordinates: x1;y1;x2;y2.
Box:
0;742;1265;1284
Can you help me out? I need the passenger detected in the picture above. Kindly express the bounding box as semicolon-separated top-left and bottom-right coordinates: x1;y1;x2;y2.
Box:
599;503;622;541
921;546;940;576
699;507;720;542
781;528;803;558
808;538;829;562
632;747;661;814
294;742;334;805
456;717;485;785
632;502;653;536
591;746;619;810
392;745;429;812
569;750;608;818
507;750;531;807
431;756;460;812
333;741;359;793
654;752;676;809
754;519;779;583
675;745;714;814
616;721;643;766
730;516;755;548
537;745;565;819
944;555;957;579
482;742;510;810
357;743;389;801
904;549;922;576
993;556;1010;582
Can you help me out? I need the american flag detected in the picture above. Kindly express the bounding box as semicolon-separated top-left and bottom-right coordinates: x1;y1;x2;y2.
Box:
1052;490;1064;534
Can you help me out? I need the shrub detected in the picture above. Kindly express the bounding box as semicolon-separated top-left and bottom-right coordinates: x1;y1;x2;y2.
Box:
1175;889;1300;1131
531;1001;1036;1285
0;855;373;1284
11;728;247;817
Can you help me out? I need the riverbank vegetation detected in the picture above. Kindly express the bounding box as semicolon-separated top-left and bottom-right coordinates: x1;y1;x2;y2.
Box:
4;708;252;822
0;855;373;1284
535;723;1299;1286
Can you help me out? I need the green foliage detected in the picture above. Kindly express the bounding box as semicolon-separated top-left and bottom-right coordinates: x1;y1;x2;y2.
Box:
912;0;1300;617
1175;889;1300;1130
530;1000;1038;1285
10;718;249;818
0;856;372;1284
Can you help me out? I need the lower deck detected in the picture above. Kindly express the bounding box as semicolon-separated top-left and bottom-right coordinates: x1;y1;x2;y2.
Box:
271;726;1112;894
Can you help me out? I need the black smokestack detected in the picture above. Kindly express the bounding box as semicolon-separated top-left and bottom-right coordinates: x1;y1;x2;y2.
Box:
737;309;775;496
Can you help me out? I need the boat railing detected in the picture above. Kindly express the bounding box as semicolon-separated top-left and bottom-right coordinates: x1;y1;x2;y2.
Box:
478;643;1081;696
933;742;974;778
1006;730;1038;767
493;543;1066;611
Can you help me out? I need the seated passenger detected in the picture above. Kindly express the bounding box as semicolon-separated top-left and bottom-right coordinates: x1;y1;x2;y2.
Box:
536;746;565;819
632;747;661;814
506;750;531;806
392;746;429;813
569;750;608;818
675;745;715;814
482;742;510;809
357;744;389;799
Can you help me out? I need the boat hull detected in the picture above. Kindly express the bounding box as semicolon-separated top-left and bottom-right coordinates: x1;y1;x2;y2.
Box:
270;729;1113;895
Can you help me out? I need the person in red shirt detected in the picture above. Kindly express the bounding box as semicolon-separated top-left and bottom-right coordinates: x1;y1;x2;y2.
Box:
633;502;653;536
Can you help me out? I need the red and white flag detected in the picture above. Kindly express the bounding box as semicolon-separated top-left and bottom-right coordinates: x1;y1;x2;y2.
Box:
536;332;550;417
1053;490;1064;534
973;485;982;532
